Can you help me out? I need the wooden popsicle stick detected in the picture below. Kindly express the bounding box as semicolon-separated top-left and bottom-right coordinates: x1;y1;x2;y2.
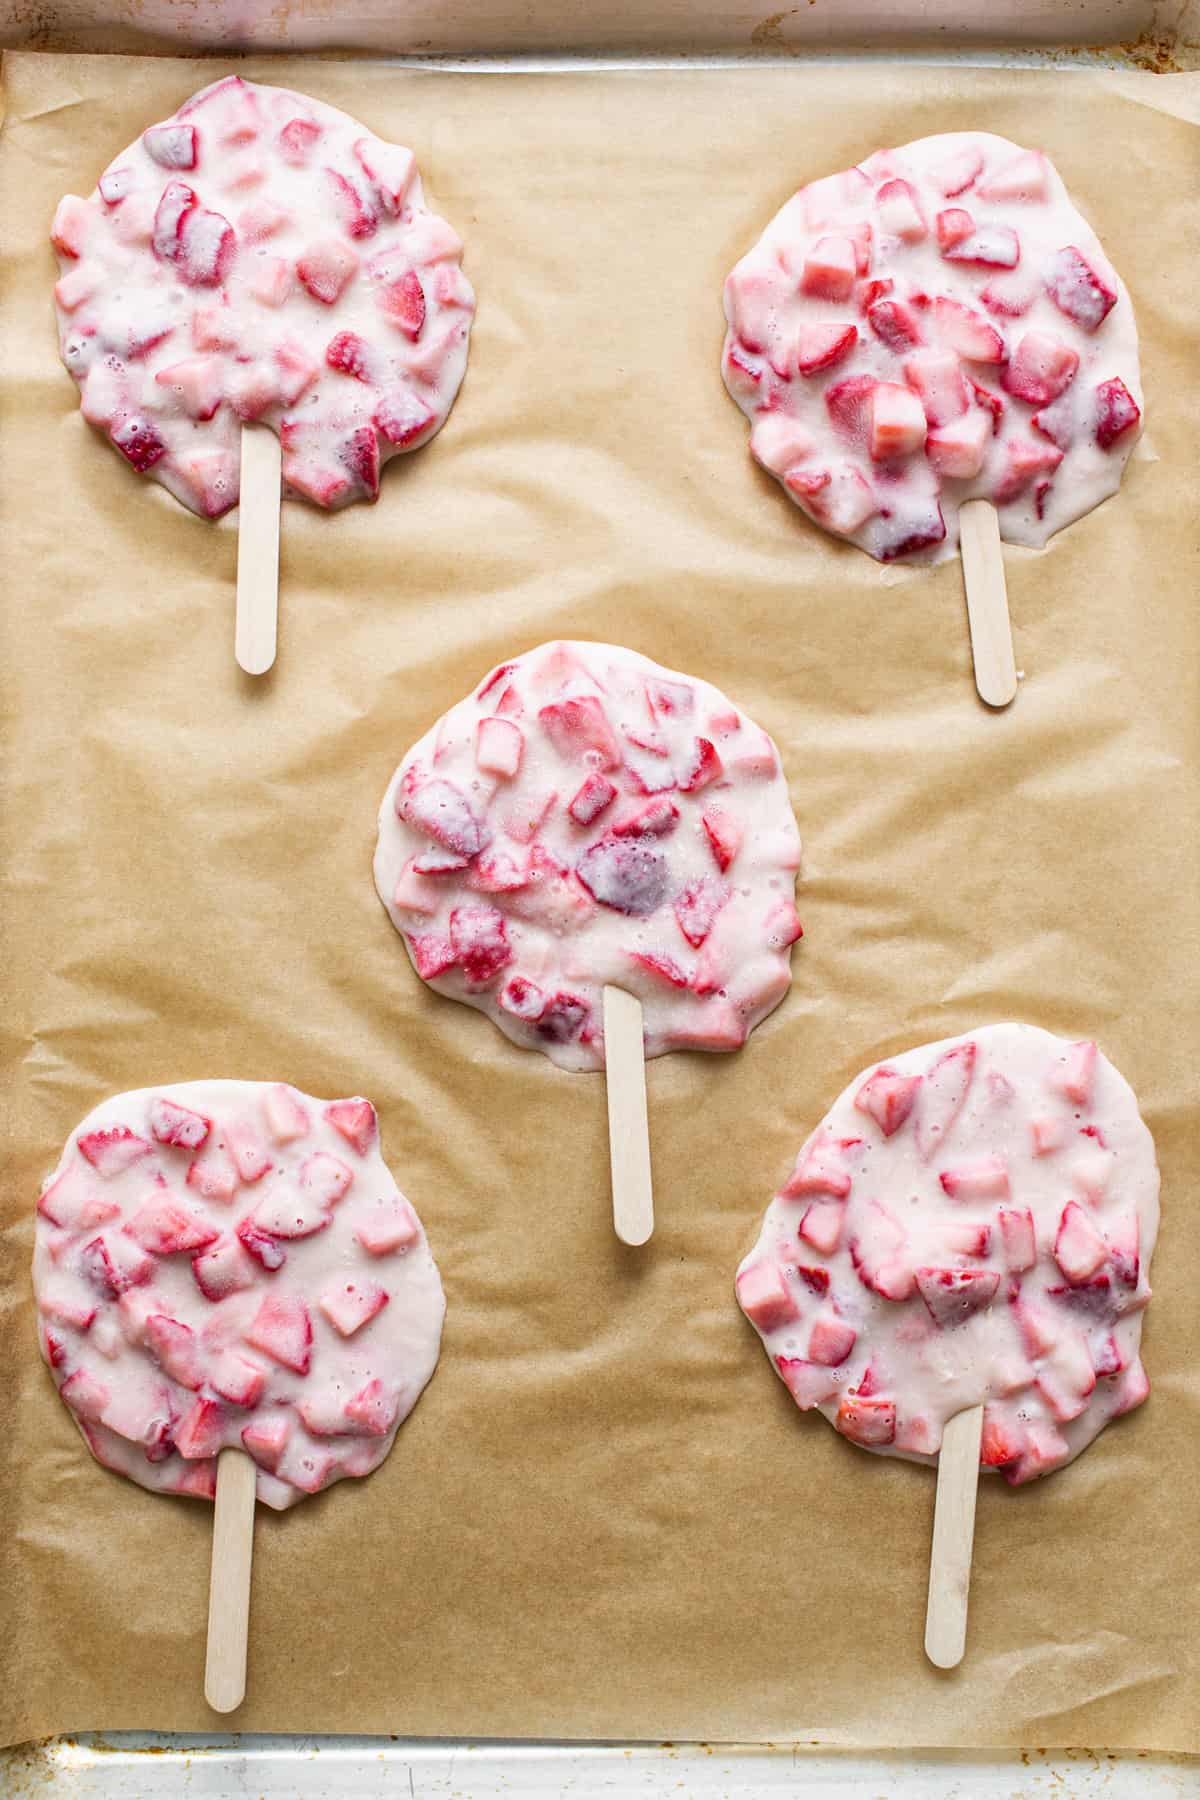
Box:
959;499;1017;710
235;424;282;677
205;1446;258;1713
603;985;654;1247
924;1401;984;1670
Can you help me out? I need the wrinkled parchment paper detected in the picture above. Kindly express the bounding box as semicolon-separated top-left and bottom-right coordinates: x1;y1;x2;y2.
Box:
1;52;1197;1752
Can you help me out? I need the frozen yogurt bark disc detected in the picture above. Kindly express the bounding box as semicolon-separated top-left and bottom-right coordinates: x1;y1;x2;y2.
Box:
736;1024;1157;1484
33;1082;444;1510
722;133;1142;562
51;76;474;517
374;641;804;1072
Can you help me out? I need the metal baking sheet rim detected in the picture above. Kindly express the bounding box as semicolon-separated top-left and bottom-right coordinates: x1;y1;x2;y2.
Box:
2;29;1198;1797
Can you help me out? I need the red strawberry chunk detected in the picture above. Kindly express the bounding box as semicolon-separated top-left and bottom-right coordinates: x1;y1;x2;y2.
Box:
175;1396;225;1460
1094;377;1140;450
737;1260;799;1332
998;1207;1036;1273
476;716;524;780
149;1096;211;1151
677;738;723;793
853;1067;921;1137
915;1267;1000;1329
577;837;669;916
568;772;617;827
933;297;1005;363
938;1156;1009;1201
80;1233;155;1298
323;1098;377;1157
1003;331;1079;406
325;330;373;381
319;1278;390;1338
244;1293;312;1373
378;269;426;339
808;1316;855;1366
776;1356;838;1409
355;1198;420;1257
498;974;546;1023
210;1351;266;1408
374;387;437;447
701;807;743;872
176;207;236;287
78;1126;154;1178
324;167;377;239
240;1416;289;1472
252;1185;331;1240
152;180;197;261
124;1192;219;1256
876;176;926;241
449;905;513;990
866;297;923;352
612;796;680;837
353;136;416;214
796;1265;831;1298
783;1133;853;1200
979;1406;1024;1467
798;1200;844;1255
186;1147;239;1203
111;415;169;473
673;875;728;947
903;349;967;427
825;374;878;444
967;377;1005;434
935;207;975;251
51;193;91;257
915;1041;975;1161
345;1379;399;1437
338;427;381;501
38;1163;120;1231
277;117;323;162
263;1084;310;1146
538;696;620;768
399;776;490;856
800;235;857;301
764;899;804;949
629;950;689;988
535;992;590;1044
226;1120;272;1183
836;1394;896;1446
943;224;1020;267
795;323;857;376
408;932;458;980
296;238;359;304
145;1313;204;1389
236;1217;287;1270
60;1367;112;1423
1054;1200;1109;1284
1044;245;1116;333
192;1235;258;1301
299;1150;354;1208
41;1292;98;1333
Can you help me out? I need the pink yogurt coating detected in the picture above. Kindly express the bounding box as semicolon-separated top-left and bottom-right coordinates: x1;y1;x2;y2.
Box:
737;1023;1158;1483
50;76;474;518
722;133;1143;562
374;641;804;1072
33;1081;445;1510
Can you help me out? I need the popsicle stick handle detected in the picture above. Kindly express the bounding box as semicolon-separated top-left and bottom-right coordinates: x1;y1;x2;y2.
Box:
205;1446;258;1713
925;1401;984;1670
603;985;654;1247
959;499;1017;710
235;424;282;676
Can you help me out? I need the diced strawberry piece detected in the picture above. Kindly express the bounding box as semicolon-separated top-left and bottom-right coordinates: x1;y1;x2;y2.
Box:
932;143;983;197
944;225;1020;268
724;340;763;400
98;164;137;205
475;716;524;781
1094;377;1140;450
915;1041;975;1161
1031;392;1075;451
916;1267;1000;1329
967;376;1005;434
938;1155;1009;1201
876;497;948;561
998;1207;1036;1272
1004;1419;1071;1486
800;235;857;301
1045;245;1116;333
175;1396;225;1460
1109;1356;1149;1417
935;207;975;251
191;1235;258;1301
787;462;878;535
60;1367;112;1422
319;1278;390;1338
1048;1038;1097;1105
933;297;1005;364
41;1292;98;1333
324;167;377;239
1030;1113;1068;1157
763;899;804;951
448;905;513;990
124;1191;219;1256
1107;1212;1140;1290
577;836;668;916
1054;1200;1109;1284
152;179;196;261
1069;1148;1114;1206
808;1317;856;1366
535;992;590;1045
38;1163;120;1231
54;263;103;311
1037;1329;1096;1421
143;123;197;174
299;1150;355;1208
795;323;857;376
856;276;893;312
568;772;617;827
263;1084;309;1146
749;412;817;474
144;1314;204;1389
868;382;926;461
225;1120;271;1183
824;374;877;445
782;1132;853;1199
320;1098;375;1158
355;1198;421;1257
979;1407;1024;1467
849;1201;914;1302
925;408;990;479
186;1147;238;1203
796;1265;831;1298
1045;1275;1115;1319
836;1394;896;1446
374;387;437;447
465;849;528;893
277;116;323;161
945;1221;992;1257
629;950;689;988
244;1293;312;1373
398;776;490;857
408;932;458;980
736;1261;799;1332
701;807;743;871
78;1126;153;1178
252;1185;331;1240
236;1217;287;1270
326;329;373;381
853;1067;921;1137
775;1356;838;1410
1092;1335;1125;1378
865;297;923;353
992;437;1063;505
80;1234;155;1298
242;1415;290;1470
209;1351;266;1409
51;193;92;259
670;875;727;949
379;270;426;340
612;796;680;837
538;695;620;768
798;1201;844;1255
1003;331;1079;406
978;149;1048;203
353;136;416;214
903;349;968;427
149;1096;211;1150
345;1379;399;1437
175;206;236;287
338;426;381;502
296;238;359;304
875;177;926;241
111;415;168;473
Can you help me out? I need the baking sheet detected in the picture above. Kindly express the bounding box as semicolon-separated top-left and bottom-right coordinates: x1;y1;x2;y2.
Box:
1;51;1197;1754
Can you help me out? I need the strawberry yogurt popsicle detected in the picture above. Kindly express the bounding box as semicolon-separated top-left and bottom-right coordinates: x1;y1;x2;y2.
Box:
51;76;473;519
374;641;804;1074
737;1024;1157;1486
33;1082;445;1512
722;134;1142;564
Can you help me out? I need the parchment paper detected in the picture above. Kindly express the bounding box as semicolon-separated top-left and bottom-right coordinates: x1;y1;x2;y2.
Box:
1;52;1197;1753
